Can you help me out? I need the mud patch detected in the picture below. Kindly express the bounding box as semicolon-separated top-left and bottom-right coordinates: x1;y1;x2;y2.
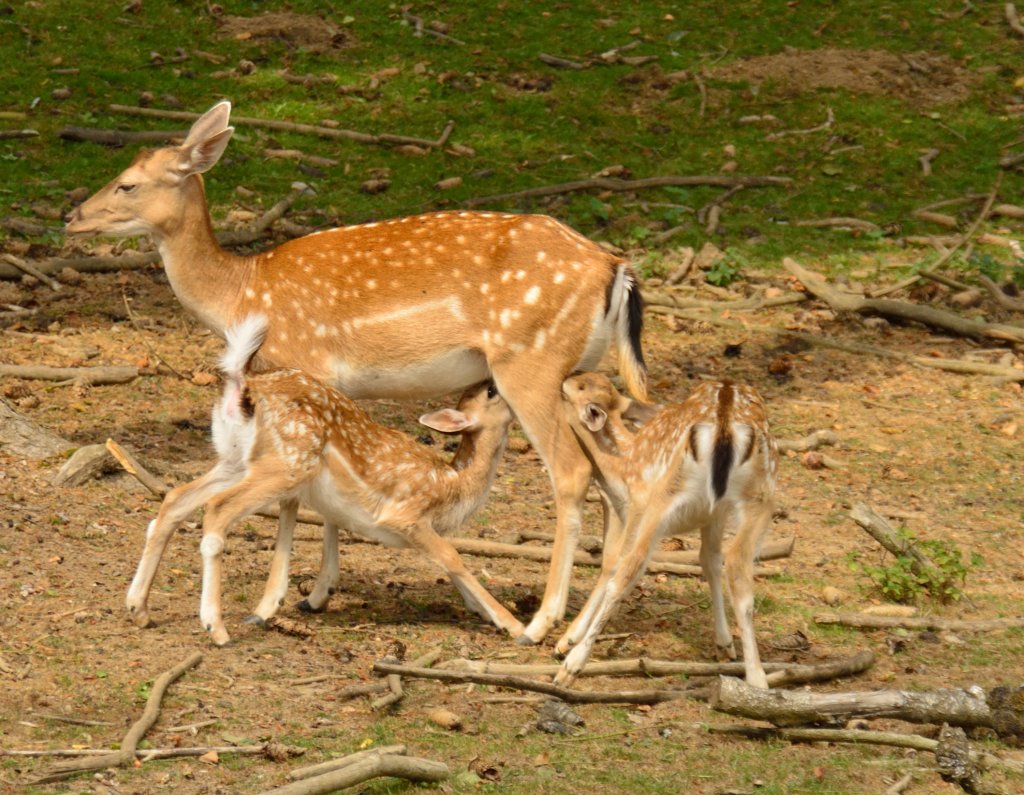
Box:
218;12;354;53
710;48;974;106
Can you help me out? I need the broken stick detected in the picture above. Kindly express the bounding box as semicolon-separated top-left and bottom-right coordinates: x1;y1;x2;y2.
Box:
32;651;203;784
814;612;1024;633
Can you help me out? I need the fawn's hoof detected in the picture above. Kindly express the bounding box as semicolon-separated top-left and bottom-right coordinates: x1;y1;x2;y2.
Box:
243;614;267;627
297;599;326;614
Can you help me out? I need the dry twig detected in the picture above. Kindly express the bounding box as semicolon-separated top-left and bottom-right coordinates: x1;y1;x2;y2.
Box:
32;651;203;784
108;104;457;150
464;174;791;208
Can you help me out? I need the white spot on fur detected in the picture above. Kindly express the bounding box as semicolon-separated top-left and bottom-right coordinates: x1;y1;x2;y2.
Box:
524;285;541;305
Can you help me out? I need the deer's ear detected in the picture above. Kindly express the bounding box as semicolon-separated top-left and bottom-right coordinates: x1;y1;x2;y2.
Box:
176;127;234;176
621;398;661;427
581;403;608;433
420;408;474;434
182;101;232;147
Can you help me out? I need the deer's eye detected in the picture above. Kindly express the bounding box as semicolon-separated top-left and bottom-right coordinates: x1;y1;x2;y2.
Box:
486;383;498;399
115;184;136;194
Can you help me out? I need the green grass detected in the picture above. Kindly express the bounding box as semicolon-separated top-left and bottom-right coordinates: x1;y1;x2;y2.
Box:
3;1;1021;276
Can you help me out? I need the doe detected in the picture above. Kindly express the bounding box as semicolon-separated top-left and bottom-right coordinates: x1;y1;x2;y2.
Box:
554;372;778;688
126;315;523;645
66;100;648;644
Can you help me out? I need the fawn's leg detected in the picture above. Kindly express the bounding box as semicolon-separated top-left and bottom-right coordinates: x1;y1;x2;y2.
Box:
126;464;242;628
298;520;341;613
724;499;772;688
247;498;299;624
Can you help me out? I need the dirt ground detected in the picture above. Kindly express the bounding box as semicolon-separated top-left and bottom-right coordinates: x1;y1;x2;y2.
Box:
1;261;1024;794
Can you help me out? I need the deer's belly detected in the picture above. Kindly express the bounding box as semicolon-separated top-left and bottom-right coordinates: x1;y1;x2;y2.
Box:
328;347;489;399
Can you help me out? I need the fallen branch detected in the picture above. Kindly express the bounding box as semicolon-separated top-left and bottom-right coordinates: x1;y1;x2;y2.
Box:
108;104;456;151
0;364;139;386
783;257;1024;344
372;662;684;704
370;648;442;711
793;216;881;233
439;650;873;687
32;651;203;784
512;532;795;566
849;502;942;579
1;253;64;291
464;174;791;208
765;107;834;140
776;430;838;453
286;744;408;781
264;149;339;168
664;247;696;285
645;307;1024;382
106;438;170;497
978;274;1024;312
448;536;776;578
814;612;1024;633
0;129;39;140
1007;2;1024;37
58;126;190;145
260;753;448;795
919;147;940;177
3;743;295;760
643;289;808;312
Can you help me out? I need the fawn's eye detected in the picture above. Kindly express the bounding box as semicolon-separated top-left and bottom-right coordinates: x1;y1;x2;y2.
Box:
115;184;136;194
487;383;498;399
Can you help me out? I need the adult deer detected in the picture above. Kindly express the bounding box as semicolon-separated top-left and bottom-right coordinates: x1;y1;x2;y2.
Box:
65;101;648;643
555;373;778;688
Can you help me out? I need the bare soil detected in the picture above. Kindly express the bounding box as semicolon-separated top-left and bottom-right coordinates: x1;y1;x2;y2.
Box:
709;48;976;106
1;263;1024;794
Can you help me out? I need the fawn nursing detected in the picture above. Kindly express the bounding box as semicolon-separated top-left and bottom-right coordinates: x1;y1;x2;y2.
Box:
127;315;523;645
556;372;778;688
66;101;648;643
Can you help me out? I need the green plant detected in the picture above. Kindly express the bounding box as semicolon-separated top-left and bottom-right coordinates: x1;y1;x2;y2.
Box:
847;529;982;604
707;251;747;287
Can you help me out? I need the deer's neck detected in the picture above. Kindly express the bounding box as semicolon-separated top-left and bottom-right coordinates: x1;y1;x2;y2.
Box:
574;426;629;507
442;424;509;524
152;176;254;337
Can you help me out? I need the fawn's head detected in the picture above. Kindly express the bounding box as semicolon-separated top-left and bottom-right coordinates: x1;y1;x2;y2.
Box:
65;101;235;238
561;372;659;433
419;381;512;436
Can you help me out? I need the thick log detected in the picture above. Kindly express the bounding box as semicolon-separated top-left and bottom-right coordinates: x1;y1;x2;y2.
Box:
710;676;1024;740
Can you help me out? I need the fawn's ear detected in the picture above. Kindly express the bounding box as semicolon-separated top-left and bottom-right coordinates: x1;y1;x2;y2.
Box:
620;397;661;427
419;408;475;434
580;403;608;433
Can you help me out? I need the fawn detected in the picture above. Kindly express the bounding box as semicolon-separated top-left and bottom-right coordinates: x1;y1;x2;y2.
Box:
555;372;778;688
66;101;648;644
126;315;523;645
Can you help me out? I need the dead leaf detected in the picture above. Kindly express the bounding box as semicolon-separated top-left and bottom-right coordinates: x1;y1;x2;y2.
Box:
426;707;462;731
532;751;551;767
191;371;218;386
198;750;219;764
435;176;463;191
